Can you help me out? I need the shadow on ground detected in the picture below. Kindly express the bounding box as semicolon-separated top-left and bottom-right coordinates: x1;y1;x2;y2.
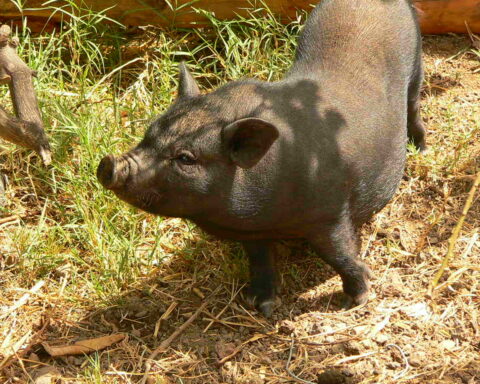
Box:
26;233;355;383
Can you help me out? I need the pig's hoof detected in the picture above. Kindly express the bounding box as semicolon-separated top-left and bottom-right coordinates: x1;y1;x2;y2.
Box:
341;291;369;310
342;262;372;309
258;300;276;318
244;287;279;318
416;140;427;153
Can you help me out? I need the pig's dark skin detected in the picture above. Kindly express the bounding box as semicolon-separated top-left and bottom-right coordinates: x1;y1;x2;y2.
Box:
97;0;426;317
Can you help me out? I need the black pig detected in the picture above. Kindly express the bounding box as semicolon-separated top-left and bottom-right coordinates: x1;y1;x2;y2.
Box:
97;0;426;317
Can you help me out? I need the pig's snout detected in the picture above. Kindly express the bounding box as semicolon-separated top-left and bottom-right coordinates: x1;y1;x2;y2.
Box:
97;154;129;190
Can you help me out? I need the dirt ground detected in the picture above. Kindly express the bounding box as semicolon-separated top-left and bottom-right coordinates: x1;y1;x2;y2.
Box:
1;35;479;383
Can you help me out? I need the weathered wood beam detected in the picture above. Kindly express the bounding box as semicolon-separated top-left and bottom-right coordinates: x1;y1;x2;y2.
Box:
0;25;51;164
417;0;480;34
0;0;479;34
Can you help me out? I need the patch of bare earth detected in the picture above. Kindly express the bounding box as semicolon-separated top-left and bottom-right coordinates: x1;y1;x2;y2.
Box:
1;35;479;383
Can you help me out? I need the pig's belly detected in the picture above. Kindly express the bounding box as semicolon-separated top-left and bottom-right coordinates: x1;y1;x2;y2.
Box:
192;220;306;241
350;158;406;225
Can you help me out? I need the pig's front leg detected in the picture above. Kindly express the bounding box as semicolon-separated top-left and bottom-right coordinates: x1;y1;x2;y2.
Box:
308;217;372;308
242;240;278;318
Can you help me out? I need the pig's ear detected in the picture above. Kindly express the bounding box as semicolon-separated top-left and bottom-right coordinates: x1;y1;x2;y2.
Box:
178;62;200;99
222;118;279;169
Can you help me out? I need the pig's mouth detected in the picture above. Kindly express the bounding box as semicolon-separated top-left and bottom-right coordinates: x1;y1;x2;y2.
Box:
97;153;166;214
134;190;165;213
109;184;167;215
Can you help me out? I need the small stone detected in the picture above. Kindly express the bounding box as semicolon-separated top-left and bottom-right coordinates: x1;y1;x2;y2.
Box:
28;353;40;362
322;325;335;334
374;333;389;345
353;325;368;335
341;369;354;377
325;335;335;343
344;341;362;355
33;366;61;384
386;361;401;369
66;356;83;366
215;342;236;360
31;316;44;329
278;320;296;335
331;343;346;354
409;357;422;368
72;357;83;366
361;338;375;348
135;310;148;318
317;369;349;384
408;351;426;367
440;339;456;351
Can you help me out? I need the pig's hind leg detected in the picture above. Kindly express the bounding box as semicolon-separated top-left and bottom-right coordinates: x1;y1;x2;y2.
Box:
242;240;279;318
308;216;372;308
407;63;427;152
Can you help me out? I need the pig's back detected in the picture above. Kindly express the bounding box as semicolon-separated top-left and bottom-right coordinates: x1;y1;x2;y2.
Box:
287;0;421;224
290;0;419;89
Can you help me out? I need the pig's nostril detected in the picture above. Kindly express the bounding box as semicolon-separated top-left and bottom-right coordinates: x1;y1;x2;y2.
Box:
97;154;118;190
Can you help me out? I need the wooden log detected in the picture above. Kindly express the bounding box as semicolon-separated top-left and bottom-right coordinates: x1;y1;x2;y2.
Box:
0;25;51;164
417;0;480;34
0;0;479;34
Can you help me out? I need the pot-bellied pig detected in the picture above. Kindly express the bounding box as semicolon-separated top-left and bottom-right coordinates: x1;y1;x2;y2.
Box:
97;0;426;317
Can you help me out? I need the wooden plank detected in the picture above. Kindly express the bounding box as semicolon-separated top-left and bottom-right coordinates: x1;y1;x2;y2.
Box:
0;0;479;34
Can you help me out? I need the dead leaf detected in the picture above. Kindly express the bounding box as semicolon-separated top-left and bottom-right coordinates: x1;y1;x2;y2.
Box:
42;333;125;357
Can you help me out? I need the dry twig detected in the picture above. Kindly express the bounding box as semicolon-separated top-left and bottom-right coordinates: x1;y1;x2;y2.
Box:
286;336;316;384
0;280;45;320
465;21;480;49
217;332;271;366
0;316;49;370
153;301;178;338
386;344;410;380
430;171;480;293
0;215;19;225
0;24;50;163
203;282;244;333
141;301;208;384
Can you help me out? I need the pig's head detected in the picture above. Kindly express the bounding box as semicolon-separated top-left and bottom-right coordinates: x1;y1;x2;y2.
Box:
97;63;279;219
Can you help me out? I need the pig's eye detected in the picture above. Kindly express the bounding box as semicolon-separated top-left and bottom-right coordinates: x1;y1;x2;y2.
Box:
176;152;196;166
